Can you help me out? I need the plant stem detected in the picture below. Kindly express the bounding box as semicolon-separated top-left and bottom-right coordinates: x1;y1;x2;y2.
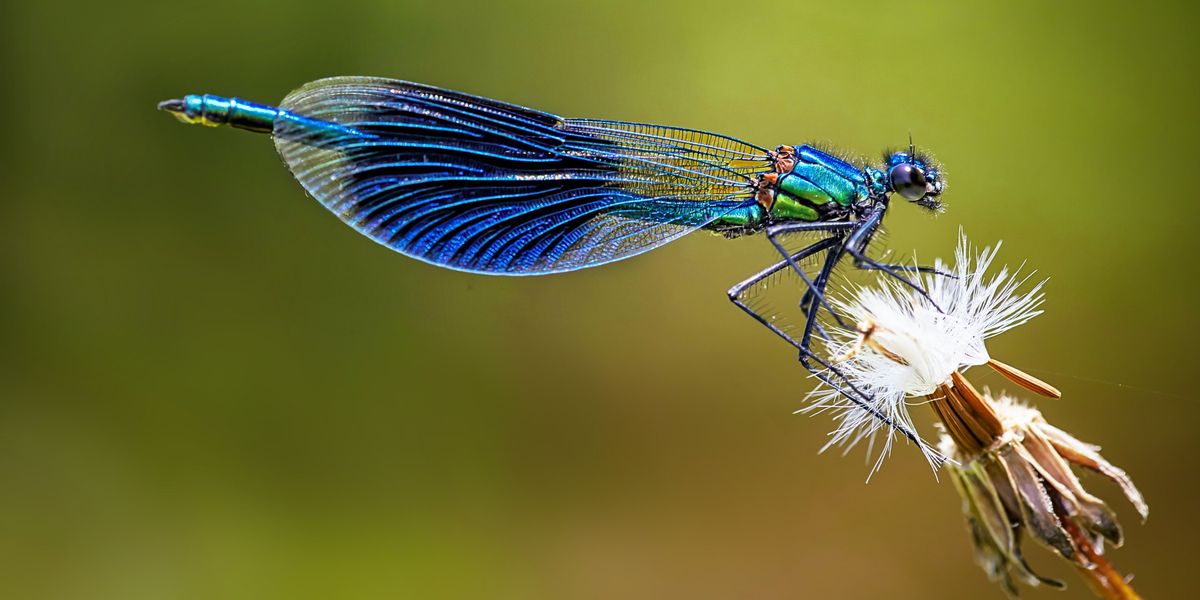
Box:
1060;515;1142;600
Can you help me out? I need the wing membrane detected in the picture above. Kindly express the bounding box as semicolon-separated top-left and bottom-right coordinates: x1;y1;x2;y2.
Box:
273;77;768;274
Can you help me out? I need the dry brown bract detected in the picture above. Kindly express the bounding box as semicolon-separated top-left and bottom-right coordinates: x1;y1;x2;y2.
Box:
932;364;1147;598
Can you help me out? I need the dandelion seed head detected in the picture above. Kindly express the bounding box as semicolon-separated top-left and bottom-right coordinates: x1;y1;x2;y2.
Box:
804;231;1046;473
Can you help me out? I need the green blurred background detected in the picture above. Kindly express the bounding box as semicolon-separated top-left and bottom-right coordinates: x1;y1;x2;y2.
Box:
4;1;1197;598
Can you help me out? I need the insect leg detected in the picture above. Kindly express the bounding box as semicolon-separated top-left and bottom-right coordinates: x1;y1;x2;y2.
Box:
844;246;944;311
764;222;856;328
797;237;845;351
729;292;921;444
796;350;923;447
793;252;925;448
727;237;924;446
727;236;841;347
839;208;945;310
859;262;955;277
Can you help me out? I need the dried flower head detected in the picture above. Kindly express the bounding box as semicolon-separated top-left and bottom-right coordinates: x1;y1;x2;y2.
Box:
940;393;1148;598
804;232;1148;598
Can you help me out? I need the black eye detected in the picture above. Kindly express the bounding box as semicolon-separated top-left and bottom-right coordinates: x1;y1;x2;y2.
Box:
888;164;928;201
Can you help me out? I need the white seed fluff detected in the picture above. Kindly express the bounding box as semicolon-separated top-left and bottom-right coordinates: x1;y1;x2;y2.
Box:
803;232;1046;475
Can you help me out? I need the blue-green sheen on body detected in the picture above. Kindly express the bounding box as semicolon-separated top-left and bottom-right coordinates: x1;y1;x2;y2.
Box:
170;94;359;142
712;203;766;227
777;172;833;206
177;94;279;132
771;193;821;221
764;144;873;222
791;146;871;207
788;164;859;207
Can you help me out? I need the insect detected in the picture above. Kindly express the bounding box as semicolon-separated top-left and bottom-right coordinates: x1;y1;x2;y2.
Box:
160;77;948;445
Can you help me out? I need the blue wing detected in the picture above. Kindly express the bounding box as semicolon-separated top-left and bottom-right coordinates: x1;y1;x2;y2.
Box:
273;77;769;275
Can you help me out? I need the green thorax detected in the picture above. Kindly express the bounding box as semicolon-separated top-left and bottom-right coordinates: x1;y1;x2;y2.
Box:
768;145;878;222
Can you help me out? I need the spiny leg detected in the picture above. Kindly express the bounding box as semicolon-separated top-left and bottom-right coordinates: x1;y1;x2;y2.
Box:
794;350;923;447
731;290;922;446
859;262;955;277
737;213;947;447
842;236;952;277
797;238;846;354
798;293;835;343
843;245;944;311
727;236;840;348
729;295;920;444
837;205;948;310
780;240;841;342
764;221;856;329
782;216;924;447
793;254;923;447
795;249;843;339
782;218;876;361
727;237;923;446
763;223;888;428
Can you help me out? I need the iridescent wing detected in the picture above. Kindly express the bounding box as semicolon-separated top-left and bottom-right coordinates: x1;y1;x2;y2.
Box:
273;77;769;274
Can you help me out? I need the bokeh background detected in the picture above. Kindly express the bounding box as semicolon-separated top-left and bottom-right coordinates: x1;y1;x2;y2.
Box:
4;1;1198;598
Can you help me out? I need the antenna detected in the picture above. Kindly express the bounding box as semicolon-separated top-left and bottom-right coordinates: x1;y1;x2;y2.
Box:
908;131;915;159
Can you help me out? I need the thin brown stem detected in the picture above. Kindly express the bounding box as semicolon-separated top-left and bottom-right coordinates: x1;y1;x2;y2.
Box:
1061;515;1142;599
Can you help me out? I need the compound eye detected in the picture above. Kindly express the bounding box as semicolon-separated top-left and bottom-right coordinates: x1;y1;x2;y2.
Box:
889;164;928;201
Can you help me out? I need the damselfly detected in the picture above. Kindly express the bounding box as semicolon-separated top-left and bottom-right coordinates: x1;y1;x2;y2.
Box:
160;77;949;446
